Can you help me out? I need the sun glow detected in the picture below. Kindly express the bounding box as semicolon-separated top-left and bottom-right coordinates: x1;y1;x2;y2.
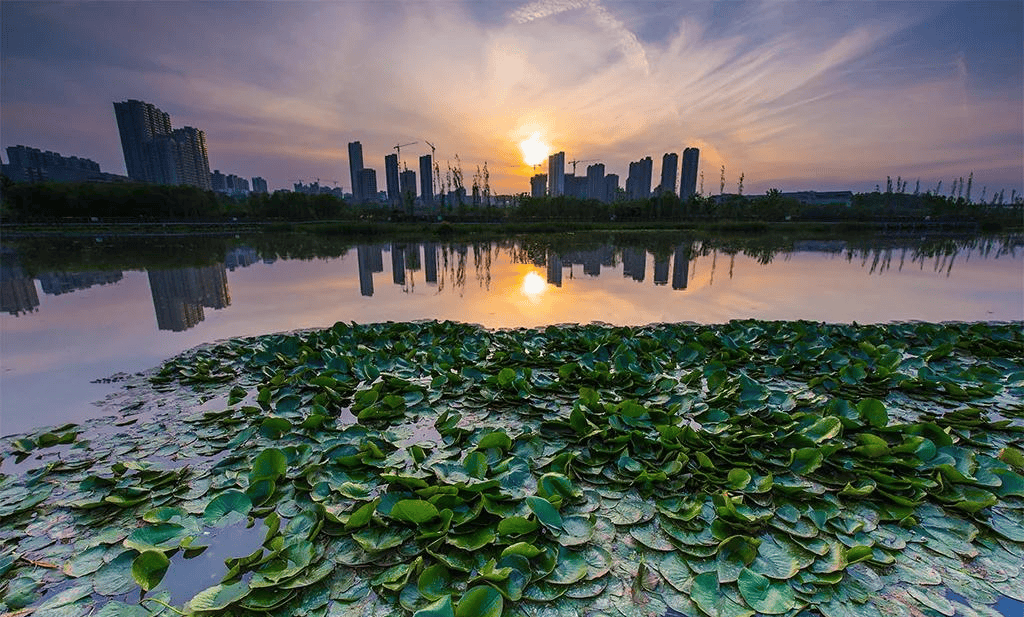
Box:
519;133;551;167
521;271;547;297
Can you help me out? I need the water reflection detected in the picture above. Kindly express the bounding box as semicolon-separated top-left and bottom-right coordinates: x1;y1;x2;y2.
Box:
148;264;230;332
1;233;1021;329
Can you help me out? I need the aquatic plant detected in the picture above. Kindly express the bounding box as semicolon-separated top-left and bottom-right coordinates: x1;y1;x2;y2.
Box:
1;320;1022;616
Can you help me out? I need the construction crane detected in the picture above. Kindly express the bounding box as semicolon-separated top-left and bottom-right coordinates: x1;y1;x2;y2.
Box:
394;142;418;166
567;159;598;174
424;140;437;160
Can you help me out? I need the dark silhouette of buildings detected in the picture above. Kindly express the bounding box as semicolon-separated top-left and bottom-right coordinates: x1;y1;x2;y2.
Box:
113;100;210;189
531;173;548;198
564;174;587;199
348;141;366;202
359;168;378;202
251;177;268;194
659;152;678;194
626;157;653;200
147;264;230;331
586;163;606;202
384;153;400;206
419;155;434;207
400;169;417;207
548;151;565;197
680;147;699;199
605;174;620;202
3;145;124;183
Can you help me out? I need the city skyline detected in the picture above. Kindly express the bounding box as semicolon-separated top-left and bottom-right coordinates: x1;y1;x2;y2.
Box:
1;1;1021;196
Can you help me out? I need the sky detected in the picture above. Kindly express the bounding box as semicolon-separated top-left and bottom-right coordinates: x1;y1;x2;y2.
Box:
1;0;1021;197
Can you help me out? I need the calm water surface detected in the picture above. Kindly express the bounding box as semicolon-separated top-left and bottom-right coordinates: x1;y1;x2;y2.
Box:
1;232;1021;436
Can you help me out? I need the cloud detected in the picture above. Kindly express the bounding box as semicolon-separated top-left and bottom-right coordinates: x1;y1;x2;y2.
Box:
1;1;1019;195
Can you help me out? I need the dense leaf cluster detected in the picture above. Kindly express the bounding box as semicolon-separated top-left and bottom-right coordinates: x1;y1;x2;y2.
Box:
1;320;1023;616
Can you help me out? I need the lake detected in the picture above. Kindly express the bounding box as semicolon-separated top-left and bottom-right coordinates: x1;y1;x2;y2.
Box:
1;231;1021;437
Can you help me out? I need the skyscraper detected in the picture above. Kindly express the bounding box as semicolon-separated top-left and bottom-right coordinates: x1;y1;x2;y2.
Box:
359;168;378;202
251;177;268;194
680;147;700;200
626;157;653;200
419;155;434;207
113;100;211;189
348;141;365;202
605;174;620;202
548;151;565;197
114;99;171;183
531;173;548;198
170;127;211;190
384;153;400;206
586;163;605;201
660;152;678;195
400;169;417;210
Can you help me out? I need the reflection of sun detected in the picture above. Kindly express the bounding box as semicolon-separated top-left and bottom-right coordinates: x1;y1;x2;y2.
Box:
522;271;546;297
519;133;551;167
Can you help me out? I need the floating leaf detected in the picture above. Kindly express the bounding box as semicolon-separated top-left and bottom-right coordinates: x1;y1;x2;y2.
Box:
131;550;169;591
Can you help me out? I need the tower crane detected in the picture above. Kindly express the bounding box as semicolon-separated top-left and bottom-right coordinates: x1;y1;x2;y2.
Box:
567;159;598;174
424;140;437;160
394;142;419;167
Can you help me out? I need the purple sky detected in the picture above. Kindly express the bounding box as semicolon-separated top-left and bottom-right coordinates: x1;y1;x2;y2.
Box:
2;0;1021;196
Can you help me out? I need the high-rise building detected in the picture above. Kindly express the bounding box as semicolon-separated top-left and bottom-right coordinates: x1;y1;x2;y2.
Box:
114;99;172;183
531;173;548;198
586;163;605;201
251;177;268;194
419;155;434;207
113;100;210;189
170;127;212;190
211;170;227;192
548;152;565;197
660;152;678;195
384;154;400;206
626;157;653;200
359;168;378;202
400;169;417;207
2;145;123;183
680;147;700;199
348;141;365;202
605;174;620;202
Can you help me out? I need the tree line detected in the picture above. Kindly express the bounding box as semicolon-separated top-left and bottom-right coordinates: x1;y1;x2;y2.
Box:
1;175;1019;226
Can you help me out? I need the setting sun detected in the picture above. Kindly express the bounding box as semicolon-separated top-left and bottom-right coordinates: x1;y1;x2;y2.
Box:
519;133;551;167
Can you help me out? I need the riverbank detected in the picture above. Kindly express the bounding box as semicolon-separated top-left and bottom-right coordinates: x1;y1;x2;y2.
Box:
2;217;1013;241
1;320;1022;616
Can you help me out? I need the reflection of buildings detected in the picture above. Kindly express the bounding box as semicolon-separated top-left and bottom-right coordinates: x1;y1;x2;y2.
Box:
560;247;614;277
423;243;438;284
148;264;230;332
672;244;690;290
653;256;669;286
622;248;646;282
546;254;563;287
0;258;39;316
38;271;123;295
391;244;407;286
357;245;385;297
225;246;260;271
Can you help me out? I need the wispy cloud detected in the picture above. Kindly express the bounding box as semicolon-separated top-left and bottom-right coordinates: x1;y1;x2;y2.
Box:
0;1;1019;195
